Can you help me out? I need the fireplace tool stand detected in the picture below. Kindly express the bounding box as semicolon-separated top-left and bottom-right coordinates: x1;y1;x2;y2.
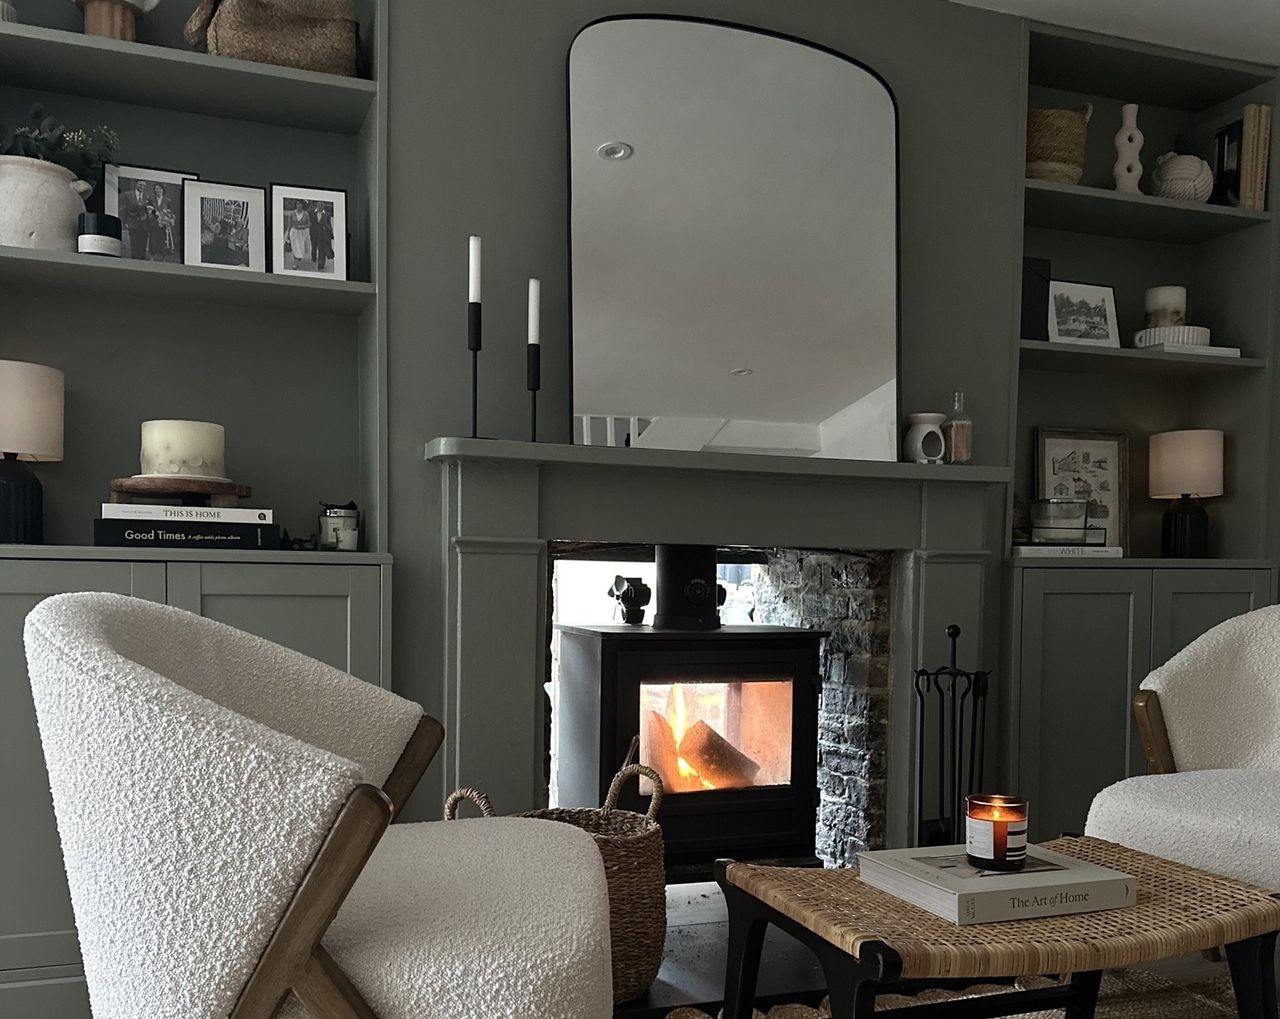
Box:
914;624;989;846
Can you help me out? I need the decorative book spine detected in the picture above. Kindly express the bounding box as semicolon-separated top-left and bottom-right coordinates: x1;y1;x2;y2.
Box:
94;519;281;549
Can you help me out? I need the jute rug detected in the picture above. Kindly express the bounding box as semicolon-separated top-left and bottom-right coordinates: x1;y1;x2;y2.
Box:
666;970;1236;1018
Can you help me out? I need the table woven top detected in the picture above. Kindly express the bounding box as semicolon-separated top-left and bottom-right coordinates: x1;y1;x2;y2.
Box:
725;836;1280;979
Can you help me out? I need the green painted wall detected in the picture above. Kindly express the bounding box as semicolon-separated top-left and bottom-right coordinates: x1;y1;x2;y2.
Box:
384;0;1024;818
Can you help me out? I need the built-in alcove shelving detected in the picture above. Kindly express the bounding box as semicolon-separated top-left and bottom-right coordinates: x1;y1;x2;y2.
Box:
0;0;388;551
1011;23;1279;560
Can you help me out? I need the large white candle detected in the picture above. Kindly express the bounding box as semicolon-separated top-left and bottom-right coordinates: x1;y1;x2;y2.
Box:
468;235;482;303
140;420;226;479
528;278;541;345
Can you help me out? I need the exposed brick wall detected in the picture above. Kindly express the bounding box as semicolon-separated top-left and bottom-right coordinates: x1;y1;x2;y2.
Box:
754;550;894;867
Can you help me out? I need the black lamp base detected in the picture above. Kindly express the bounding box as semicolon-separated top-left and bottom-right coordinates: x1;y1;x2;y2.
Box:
1161;495;1208;558
0;453;44;544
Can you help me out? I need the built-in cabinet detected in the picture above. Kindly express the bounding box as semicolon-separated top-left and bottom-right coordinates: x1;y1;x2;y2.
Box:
0;552;390;1017
1011;562;1275;840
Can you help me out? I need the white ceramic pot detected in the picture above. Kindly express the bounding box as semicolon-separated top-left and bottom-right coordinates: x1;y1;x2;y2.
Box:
0;155;93;251
903;413;946;465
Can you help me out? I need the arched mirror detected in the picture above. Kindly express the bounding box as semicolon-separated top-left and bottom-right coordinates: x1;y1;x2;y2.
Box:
569;17;899;460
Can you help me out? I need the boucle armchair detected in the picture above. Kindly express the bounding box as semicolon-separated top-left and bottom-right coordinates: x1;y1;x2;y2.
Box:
1086;605;1280;890
24;592;612;1019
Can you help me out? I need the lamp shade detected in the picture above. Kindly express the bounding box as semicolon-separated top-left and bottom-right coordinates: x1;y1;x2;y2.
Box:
1149;429;1223;500
0;360;64;462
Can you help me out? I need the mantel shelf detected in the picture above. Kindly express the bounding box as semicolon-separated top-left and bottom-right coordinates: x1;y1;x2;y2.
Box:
1019;340;1266;374
1024;179;1271;242
425;437;1014;485
0;245;377;315
0;545;392;564
0;21;377;134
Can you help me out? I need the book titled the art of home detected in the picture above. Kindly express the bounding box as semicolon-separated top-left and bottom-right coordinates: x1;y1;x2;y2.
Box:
856;844;1136;925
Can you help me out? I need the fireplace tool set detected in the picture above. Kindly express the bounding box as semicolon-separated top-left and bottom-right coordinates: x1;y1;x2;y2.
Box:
914;624;990;846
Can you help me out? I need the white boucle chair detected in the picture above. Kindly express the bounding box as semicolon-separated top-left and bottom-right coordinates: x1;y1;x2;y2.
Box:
1086;604;1280;890
24;592;612;1019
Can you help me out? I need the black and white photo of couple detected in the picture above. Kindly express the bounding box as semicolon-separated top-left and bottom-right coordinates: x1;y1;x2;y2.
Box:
282;198;337;274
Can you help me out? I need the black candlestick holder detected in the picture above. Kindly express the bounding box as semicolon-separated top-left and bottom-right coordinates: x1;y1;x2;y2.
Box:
468;301;482;438
527;343;541;442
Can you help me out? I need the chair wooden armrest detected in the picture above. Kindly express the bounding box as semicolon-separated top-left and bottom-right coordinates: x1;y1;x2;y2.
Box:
381;715;445;820
1133;690;1177;775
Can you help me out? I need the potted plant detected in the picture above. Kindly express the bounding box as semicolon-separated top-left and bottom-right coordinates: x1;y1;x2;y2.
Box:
0;105;118;251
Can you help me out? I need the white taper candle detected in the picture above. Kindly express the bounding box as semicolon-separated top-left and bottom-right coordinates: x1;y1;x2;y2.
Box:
468;235;482;303
528;278;541;345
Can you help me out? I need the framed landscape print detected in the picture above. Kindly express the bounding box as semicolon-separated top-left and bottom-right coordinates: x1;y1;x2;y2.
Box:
1048;281;1120;347
1035;428;1129;551
182;180;267;272
270;184;348;280
103;164;197;263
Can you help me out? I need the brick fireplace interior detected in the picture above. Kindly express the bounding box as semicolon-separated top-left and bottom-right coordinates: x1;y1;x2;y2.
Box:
547;544;894;873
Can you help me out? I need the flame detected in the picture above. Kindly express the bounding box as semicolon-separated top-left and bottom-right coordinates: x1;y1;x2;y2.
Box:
665;684;716;789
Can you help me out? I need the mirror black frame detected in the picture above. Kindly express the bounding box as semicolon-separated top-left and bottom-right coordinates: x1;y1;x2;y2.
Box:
565;13;903;460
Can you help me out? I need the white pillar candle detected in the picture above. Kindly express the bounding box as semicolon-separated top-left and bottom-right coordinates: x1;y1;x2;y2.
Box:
528;278;541;345
468;235;482;303
140;420;226;479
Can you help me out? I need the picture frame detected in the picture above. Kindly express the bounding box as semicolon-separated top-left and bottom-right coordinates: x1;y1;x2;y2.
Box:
1035;427;1129;551
103;164;197;264
270;184;349;280
1048;281;1121;347
182;180;267;273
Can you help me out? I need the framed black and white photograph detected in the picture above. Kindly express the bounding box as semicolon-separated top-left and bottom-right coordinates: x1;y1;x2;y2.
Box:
270;184;348;280
1048;281;1120;347
1036;427;1129;551
103;164;197;263
182;180;267;272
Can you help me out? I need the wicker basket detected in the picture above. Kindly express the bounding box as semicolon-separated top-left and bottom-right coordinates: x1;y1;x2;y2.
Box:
1026;104;1093;184
184;0;359;77
445;764;667;1004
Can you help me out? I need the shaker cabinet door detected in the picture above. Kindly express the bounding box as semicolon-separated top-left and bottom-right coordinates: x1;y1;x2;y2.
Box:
1018;569;1152;841
0;560;164;1015
1150;569;1274;669
165;563;386;684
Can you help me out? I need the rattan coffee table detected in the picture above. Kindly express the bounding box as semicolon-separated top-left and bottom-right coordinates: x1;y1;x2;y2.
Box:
716;836;1280;1019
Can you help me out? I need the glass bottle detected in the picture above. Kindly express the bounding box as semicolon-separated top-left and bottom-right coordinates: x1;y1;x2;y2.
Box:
943;389;972;465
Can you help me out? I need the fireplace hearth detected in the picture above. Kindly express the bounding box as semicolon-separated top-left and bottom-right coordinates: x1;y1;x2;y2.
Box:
554;624;824;871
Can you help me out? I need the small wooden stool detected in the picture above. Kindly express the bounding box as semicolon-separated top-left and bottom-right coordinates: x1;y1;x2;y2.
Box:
109;476;252;509
717;837;1280;1019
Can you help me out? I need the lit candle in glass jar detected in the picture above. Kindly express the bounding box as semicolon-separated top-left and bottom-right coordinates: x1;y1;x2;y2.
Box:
965;794;1028;871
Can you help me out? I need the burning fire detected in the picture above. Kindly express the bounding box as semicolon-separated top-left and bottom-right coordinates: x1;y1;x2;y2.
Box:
666;685;715;789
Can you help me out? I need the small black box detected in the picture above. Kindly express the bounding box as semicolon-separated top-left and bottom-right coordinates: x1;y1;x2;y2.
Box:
1021;257;1051;341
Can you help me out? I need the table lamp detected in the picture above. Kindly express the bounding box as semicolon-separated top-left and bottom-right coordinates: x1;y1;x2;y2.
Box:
1149;429;1223;558
0;360;65;544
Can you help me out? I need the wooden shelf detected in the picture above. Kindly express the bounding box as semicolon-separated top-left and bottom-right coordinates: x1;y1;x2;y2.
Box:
0;22;377;134
1019;340;1265;374
1024;180;1270;242
0;245;377;315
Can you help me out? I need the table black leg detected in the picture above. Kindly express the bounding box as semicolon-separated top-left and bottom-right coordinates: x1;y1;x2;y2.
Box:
1063;970;1103;1019
720;884;768;1019
1227;933;1280;1019
813;941;877;1019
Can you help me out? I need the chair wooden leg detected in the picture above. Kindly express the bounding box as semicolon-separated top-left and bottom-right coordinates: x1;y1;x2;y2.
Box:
293;946;378;1019
1226;933;1279;1019
721;888;768;1019
814;941;877;1019
1063;970;1103;1019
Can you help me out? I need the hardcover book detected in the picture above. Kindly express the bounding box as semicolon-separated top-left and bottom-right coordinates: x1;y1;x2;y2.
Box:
94;519;282;550
1011;545;1124;558
857;843;1136;924
101;504;274;524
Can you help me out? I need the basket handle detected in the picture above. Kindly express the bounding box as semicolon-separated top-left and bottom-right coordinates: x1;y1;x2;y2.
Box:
444;786;495;820
602;763;663;821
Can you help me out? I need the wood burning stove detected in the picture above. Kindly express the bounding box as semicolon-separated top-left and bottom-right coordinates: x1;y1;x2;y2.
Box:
553;624;825;870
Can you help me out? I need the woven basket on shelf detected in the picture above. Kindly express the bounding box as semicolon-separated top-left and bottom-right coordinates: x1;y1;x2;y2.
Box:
184;0;359;76
1026;103;1093;184
445;764;667;1004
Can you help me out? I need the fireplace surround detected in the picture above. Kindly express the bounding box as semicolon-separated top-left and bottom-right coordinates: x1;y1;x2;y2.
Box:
425;437;1009;846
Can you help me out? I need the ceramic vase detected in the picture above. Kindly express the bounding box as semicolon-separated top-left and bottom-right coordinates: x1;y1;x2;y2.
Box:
0;156;92;251
903;413;946;465
1113;104;1144;193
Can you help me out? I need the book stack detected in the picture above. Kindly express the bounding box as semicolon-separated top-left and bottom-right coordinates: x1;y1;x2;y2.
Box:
95;504;281;550
857;843;1136;924
1214;104;1272;210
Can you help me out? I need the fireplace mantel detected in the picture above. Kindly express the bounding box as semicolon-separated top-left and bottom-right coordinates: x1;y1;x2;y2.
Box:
424;437;1011;845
